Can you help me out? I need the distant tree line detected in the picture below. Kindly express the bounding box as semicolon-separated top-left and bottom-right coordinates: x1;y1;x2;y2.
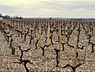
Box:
0;13;23;19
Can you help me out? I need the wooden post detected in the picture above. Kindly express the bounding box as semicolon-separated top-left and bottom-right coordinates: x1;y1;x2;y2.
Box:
13;20;14;29
17;21;19;30
22;22;24;33
47;23;50;44
92;23;95;35
58;28;61;58
11;20;13;27
32;23;35;47
85;23;86;30
25;23;27;33
20;21;22;31
93;24;95;35
19;22;21;31
29;23;31;35
74;37;77;67
13;21;16;30
39;23;41;47
12;20;14;28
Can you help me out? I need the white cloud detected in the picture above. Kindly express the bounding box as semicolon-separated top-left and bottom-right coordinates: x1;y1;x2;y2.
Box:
0;0;95;18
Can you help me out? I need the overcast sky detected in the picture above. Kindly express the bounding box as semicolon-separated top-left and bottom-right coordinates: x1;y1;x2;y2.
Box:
0;0;95;18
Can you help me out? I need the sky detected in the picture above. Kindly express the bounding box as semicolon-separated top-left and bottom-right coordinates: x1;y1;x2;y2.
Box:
0;0;95;18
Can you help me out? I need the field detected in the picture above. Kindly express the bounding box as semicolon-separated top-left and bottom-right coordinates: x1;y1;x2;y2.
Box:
0;19;95;72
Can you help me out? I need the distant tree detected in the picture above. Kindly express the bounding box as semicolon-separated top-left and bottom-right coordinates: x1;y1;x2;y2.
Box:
50;18;52;20
14;16;23;19
3;15;10;19
0;13;23;19
0;13;2;17
15;16;19;19
19;17;23;19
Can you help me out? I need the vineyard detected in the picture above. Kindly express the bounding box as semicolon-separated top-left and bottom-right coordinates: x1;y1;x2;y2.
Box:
0;19;95;72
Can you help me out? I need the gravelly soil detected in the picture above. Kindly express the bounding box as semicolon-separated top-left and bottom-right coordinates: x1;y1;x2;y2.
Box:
0;21;95;72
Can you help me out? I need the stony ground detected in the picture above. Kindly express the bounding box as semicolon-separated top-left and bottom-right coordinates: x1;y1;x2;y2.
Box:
0;23;95;72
